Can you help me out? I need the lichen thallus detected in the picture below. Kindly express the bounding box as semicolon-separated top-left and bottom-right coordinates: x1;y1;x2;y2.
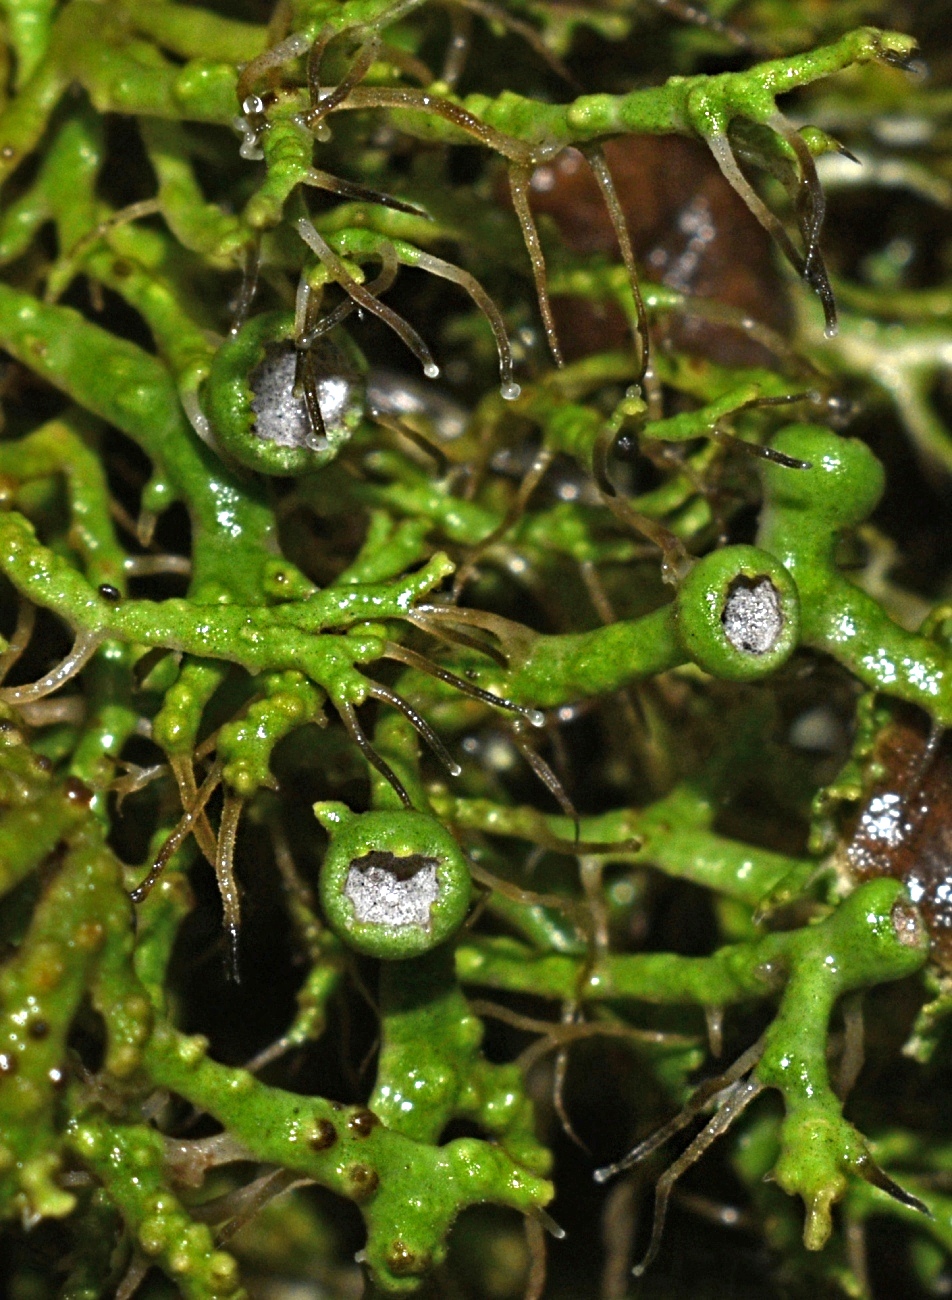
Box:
0;0;853;1038
593;703;952;1278
0;7;931;1289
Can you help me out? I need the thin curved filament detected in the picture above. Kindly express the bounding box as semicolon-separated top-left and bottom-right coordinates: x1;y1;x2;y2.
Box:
130;762;223;905
508;164;563;366
298;243;399;347
236;31;312;105
411;248;520;398
340;86;534;164
0;599;36;687
631;1077;765;1277
453;0;578;89
337;697;412;807
0;628;103;705
303;167;429;218
384;640;544;727
366;680;462;776
410;602;539;663
509;717;580;836
705;128;837;336
216;791;245;982
170;751;218;865
297;219;440;377
302;35;381;131
579;144;651;383
593;1034;766;1184
453;448;553;598
652;0;750;48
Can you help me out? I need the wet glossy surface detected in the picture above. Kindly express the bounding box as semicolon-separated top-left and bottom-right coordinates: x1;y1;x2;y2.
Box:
250;338;364;450
845;710;952;968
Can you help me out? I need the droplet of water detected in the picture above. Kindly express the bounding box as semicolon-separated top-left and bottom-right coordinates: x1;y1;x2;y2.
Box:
424;362;440;379
500;380;521;401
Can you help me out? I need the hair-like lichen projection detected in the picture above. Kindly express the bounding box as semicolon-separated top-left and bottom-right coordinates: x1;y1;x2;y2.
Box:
0;0;951;1295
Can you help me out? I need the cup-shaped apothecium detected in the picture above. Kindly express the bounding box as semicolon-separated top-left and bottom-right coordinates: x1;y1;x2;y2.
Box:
205;311;366;475
314;804;472;959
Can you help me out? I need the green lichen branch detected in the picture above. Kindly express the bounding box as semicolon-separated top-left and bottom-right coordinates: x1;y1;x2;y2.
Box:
460;425;952;725
459;878;929;1254
0;741;551;1295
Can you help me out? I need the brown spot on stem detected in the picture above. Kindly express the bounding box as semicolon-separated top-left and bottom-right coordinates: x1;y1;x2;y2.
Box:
347;1108;379;1138
63;776;94;806
307;1119;337;1151
344;1163;379;1201
75;921;105;951
385;1241;431;1277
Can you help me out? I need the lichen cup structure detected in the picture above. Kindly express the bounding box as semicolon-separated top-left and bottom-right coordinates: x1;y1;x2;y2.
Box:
1;0;952;1296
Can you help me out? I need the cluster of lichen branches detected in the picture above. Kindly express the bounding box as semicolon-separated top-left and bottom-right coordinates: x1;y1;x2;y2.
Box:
2;0;952;1296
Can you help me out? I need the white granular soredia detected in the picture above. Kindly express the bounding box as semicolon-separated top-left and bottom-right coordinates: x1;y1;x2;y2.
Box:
344;862;440;930
857;791;907;849
250;347;325;450
250;345;356;452
721;578;783;655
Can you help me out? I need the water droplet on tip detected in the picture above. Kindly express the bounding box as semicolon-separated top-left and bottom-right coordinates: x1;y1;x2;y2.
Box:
500;380;521;401
424;363;440;380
